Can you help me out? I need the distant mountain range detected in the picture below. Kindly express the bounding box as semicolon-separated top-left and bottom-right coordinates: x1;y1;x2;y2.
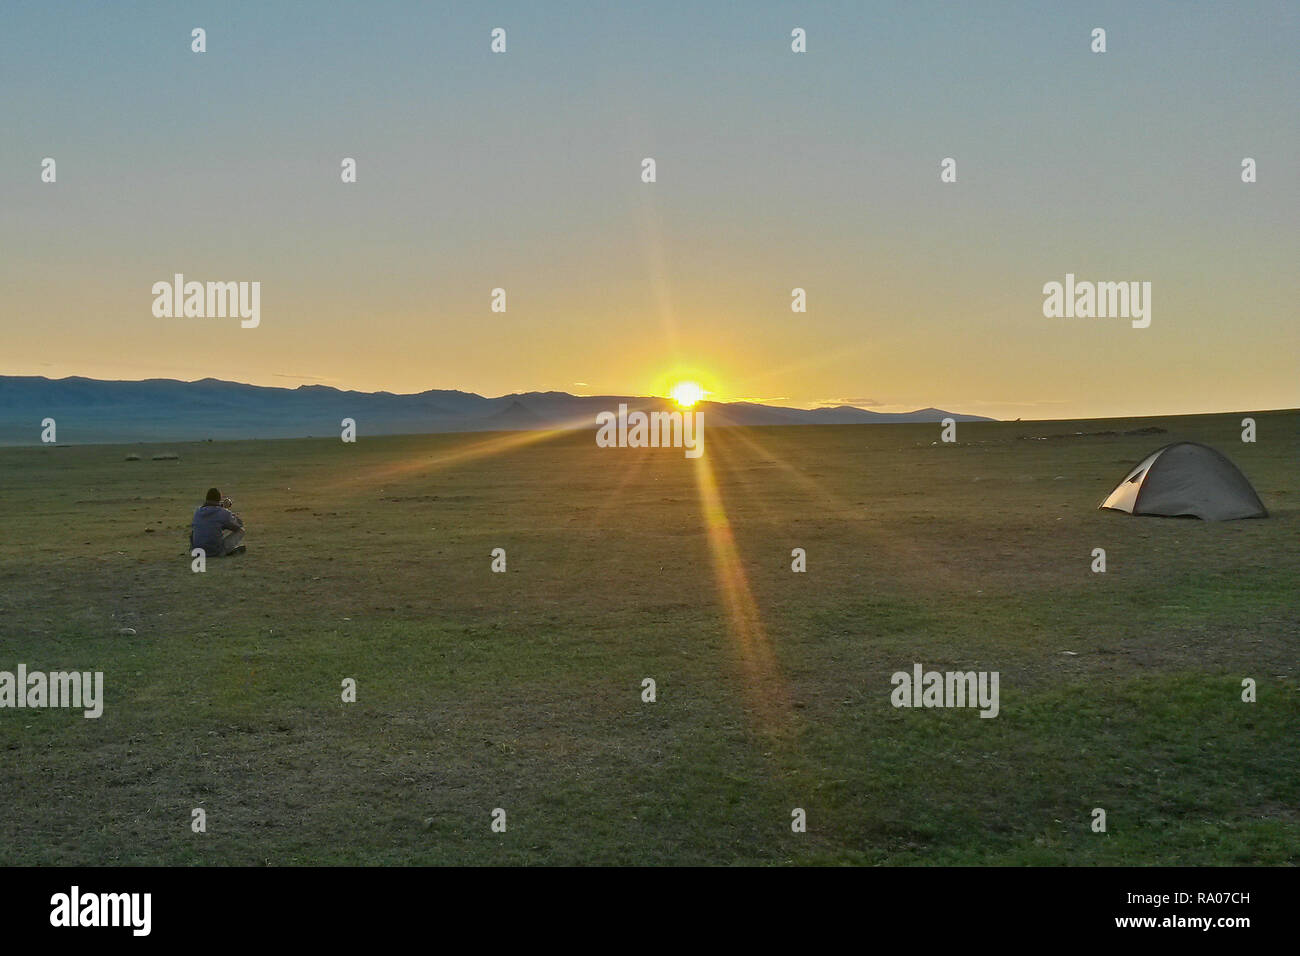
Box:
0;376;994;444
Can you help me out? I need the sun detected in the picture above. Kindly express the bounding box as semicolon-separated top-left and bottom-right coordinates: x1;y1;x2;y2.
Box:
669;381;706;408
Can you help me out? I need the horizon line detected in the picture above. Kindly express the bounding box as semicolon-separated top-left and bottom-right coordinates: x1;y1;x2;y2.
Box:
3;371;1298;424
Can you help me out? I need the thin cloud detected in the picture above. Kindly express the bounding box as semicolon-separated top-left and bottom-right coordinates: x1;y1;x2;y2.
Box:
963;399;1069;407
815;397;883;408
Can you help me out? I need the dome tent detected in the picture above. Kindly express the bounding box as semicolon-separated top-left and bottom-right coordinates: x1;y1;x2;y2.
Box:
1100;442;1267;521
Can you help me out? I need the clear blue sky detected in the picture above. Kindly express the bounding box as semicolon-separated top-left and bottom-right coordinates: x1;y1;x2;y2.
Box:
2;1;1296;418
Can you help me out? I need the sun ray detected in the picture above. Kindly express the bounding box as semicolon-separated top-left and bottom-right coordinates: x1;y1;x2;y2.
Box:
721;424;957;591
692;439;795;739
320;424;577;496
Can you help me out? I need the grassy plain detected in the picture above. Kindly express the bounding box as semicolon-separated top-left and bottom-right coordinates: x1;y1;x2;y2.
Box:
0;410;1295;864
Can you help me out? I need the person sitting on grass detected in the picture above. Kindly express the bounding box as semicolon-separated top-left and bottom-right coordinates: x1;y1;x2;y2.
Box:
191;487;246;557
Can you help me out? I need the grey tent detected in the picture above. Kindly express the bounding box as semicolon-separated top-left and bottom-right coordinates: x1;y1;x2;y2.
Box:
1099;442;1267;521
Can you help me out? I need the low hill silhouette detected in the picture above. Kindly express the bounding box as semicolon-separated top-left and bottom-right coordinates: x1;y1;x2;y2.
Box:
0;375;995;444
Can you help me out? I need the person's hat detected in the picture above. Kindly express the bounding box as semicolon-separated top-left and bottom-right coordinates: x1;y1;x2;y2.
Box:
205;488;221;504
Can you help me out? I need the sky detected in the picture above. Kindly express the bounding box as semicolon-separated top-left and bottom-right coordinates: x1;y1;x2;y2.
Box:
1;0;1296;420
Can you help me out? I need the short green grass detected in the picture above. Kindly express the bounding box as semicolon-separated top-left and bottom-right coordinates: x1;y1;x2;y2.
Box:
0;410;1295;864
